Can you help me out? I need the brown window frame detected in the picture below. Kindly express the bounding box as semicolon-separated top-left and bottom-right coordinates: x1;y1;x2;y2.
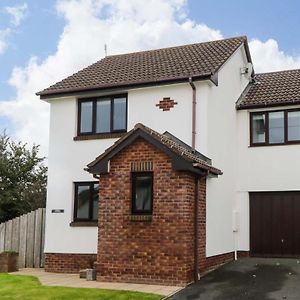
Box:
250;108;300;146
77;94;128;137
73;181;99;222
131;172;153;215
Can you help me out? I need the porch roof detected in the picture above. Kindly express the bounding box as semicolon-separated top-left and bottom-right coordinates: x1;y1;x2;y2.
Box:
86;123;222;176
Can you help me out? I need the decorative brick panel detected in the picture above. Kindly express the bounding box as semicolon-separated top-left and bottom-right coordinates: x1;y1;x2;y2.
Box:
44;253;97;273
97;138;197;286
131;161;153;171
156;97;178;111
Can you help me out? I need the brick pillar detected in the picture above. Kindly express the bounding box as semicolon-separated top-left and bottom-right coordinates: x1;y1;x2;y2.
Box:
198;177;207;273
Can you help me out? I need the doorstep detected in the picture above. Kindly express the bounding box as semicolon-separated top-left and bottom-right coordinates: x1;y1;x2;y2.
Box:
10;268;183;296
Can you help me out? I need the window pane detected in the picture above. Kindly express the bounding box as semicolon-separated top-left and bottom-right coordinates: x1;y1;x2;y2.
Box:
133;174;152;213
96;99;111;133
252;114;266;143
269;111;284;144
288;111;300;141
80;102;93;133
92;184;99;221
76;185;90;219
113;97;126;131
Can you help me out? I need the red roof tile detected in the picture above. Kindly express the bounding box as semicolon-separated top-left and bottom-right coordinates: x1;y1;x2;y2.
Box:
37;36;248;98
237;69;300;109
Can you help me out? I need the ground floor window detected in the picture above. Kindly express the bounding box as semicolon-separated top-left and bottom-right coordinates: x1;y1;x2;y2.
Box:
131;172;153;215
74;182;99;222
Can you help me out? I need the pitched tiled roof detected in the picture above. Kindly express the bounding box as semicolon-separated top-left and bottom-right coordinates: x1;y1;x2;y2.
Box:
87;123;222;176
37;36;249;98
237;69;300;109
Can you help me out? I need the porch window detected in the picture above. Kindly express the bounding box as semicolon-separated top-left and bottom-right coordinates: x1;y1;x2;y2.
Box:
78;94;127;136
74;182;99;222
132;172;153;215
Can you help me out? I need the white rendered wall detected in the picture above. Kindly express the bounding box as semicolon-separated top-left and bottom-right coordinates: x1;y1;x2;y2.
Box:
45;83;194;253
45;45;251;255
236;106;300;251
197;45;250;257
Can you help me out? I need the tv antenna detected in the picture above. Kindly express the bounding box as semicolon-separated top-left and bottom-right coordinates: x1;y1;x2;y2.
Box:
104;44;107;57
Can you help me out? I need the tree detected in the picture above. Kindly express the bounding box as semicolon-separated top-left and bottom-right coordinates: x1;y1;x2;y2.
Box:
0;131;47;222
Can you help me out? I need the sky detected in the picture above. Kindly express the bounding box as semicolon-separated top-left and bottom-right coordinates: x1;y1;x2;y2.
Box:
0;0;300;155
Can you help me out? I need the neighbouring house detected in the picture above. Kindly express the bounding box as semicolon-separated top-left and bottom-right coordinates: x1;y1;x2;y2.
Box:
37;36;300;286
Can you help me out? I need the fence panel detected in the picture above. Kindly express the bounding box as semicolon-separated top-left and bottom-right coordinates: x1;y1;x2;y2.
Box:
11;217;20;252
0;208;45;268
19;214;28;268
0;223;5;253
33;209;43;268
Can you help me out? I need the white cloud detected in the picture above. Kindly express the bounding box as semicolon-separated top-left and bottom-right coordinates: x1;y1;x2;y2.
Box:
249;38;300;73
0;40;5;54
0;0;300;155
0;0;222;154
0;3;28;55
5;3;28;27
0;28;12;55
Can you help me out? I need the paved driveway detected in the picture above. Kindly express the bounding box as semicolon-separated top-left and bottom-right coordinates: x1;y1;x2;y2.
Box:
168;258;300;300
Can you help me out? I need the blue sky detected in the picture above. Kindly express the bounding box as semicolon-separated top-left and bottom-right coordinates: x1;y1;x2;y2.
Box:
189;0;300;56
0;0;299;153
0;1;63;100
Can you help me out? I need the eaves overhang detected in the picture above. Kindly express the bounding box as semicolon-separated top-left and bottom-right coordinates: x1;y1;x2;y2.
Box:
37;72;218;100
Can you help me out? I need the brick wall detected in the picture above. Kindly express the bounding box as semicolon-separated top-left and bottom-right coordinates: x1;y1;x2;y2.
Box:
44;137;241;283
44;253;97;273
96;137;199;286
205;252;234;271
198;177;207;274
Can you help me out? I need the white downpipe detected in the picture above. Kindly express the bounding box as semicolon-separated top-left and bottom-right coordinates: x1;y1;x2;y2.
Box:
234;233;238;261
233;210;239;261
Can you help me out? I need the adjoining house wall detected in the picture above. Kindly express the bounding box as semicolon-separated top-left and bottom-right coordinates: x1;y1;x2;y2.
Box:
196;45;250;257
96;137;199;286
197;176;248;273
236;106;300;251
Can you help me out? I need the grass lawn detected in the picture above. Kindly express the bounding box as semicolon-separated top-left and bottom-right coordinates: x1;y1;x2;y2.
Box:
0;274;163;300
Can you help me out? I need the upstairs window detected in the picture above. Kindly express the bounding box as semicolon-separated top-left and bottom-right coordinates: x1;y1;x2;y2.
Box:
78;94;127;135
74;182;99;222
132;172;153;215
252;113;266;144
250;109;300;146
288;111;300;141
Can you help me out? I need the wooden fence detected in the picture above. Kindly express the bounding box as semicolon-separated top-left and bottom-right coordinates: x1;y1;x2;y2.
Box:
0;208;46;268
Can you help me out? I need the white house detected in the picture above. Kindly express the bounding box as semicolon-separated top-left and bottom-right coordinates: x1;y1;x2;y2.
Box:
36;36;300;285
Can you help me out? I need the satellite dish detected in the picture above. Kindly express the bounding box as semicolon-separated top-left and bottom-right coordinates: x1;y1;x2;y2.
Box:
240;62;253;80
246;62;253;76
